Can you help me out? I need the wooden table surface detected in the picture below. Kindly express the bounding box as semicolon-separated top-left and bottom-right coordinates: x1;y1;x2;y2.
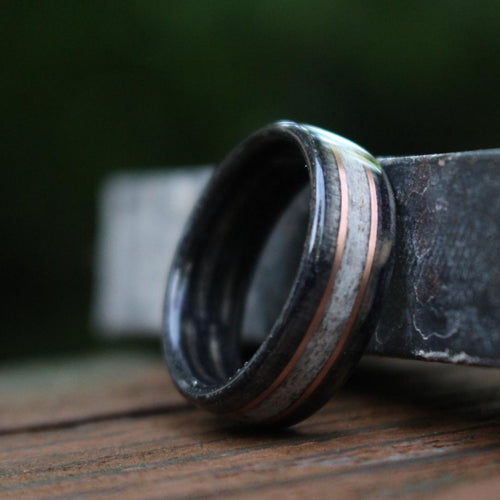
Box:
1;351;499;499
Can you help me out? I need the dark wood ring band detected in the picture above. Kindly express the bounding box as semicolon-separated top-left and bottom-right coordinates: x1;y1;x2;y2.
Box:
163;121;395;426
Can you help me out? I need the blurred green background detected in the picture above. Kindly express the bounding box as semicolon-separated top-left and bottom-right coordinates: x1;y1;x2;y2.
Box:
2;1;499;360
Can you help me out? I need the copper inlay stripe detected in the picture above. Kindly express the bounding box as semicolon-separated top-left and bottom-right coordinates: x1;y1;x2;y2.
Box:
275;166;379;421
236;149;349;414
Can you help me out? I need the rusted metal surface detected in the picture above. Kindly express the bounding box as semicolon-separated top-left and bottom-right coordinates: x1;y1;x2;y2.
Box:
370;151;500;365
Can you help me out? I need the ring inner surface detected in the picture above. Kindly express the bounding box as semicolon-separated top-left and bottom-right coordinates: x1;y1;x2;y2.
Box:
241;184;310;358
177;134;310;388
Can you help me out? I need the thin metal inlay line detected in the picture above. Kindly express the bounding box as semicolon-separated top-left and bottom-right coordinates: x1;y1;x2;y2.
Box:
274;165;379;421
234;148;350;414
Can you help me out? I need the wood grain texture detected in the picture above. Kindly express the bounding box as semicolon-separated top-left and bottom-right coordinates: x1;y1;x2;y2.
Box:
0;352;499;499
0;353;183;433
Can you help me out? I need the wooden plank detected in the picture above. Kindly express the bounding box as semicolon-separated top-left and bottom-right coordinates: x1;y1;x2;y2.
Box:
0;353;499;499
0;353;184;433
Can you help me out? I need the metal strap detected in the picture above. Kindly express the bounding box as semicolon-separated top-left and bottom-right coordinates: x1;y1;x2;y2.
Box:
93;150;500;366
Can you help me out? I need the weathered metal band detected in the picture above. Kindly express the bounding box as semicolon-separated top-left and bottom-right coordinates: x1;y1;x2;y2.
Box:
163;122;394;425
94;152;500;370
369;151;500;365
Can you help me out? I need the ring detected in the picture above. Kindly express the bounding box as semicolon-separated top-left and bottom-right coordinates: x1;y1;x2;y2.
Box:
163;121;395;425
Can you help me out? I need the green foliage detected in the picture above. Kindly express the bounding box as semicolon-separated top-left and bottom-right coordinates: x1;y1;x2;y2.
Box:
2;1;500;358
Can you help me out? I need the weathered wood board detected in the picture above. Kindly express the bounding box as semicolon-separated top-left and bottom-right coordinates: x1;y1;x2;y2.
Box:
1;352;499;499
